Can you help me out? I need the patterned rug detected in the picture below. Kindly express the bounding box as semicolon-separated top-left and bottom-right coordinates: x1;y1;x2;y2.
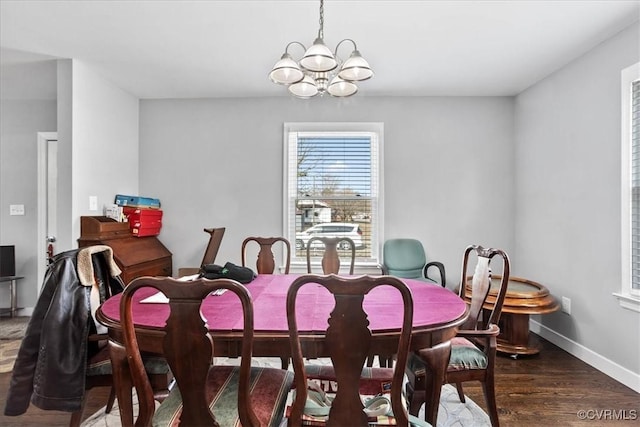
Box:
81;357;490;427
0;339;21;373
0;317;489;426
0;316;29;340
0;316;29;373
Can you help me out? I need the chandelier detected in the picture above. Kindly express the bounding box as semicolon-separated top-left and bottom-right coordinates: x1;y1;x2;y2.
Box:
268;0;373;98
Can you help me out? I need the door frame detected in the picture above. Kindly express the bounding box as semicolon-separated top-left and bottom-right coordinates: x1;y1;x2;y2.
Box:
37;131;57;294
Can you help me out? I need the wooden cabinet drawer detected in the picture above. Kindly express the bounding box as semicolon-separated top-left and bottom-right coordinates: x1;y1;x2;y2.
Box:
120;257;172;285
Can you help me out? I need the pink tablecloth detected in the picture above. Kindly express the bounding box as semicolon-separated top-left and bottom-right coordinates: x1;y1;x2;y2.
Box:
99;274;466;334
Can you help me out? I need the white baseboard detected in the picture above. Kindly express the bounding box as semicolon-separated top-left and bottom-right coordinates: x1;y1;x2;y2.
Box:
14;307;34;317
529;319;640;393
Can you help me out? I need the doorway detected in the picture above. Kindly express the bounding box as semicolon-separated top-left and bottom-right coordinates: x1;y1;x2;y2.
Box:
37;131;57;294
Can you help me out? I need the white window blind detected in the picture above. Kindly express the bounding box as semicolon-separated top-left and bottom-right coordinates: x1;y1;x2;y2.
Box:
618;62;640;310
284;123;383;266
631;80;640;291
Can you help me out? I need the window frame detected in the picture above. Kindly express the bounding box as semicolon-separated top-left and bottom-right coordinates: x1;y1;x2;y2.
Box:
617;61;640;312
283;122;384;271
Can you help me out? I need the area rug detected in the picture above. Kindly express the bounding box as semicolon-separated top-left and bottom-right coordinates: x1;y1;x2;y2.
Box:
0;316;29;374
81;357;490;427
0;339;21;373
0;316;30;340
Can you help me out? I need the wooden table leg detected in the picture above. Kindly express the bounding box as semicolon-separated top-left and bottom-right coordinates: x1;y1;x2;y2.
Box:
109;341;134;427
416;340;451;425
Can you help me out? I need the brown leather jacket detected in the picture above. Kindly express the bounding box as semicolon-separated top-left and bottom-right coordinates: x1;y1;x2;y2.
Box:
4;246;124;415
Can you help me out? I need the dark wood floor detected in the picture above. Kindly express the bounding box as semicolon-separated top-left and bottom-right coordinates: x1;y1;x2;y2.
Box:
0;334;637;426
462;334;639;426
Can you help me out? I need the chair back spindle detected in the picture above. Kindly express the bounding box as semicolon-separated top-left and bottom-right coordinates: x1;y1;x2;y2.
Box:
306;237;356;274
242;236;291;274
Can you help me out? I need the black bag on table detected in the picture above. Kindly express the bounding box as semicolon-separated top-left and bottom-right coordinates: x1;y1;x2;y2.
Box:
200;262;257;284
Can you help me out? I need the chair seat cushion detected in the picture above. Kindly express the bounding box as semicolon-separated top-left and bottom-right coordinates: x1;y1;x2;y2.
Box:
86;345;169;377
447;337;488;371
407;337;488;376
298;364;431;427
304;364;394;395
153;365;294;427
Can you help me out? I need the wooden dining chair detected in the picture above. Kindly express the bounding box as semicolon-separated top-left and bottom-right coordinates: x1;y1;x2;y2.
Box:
120;276;294;427
241;236;291;274
286;274;428;427
405;244;510;427
177;227;226;276
242;236;292;369
71;332;170;427
306;236;355;274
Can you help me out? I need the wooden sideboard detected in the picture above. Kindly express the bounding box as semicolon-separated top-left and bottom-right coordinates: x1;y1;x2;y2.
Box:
78;216;172;285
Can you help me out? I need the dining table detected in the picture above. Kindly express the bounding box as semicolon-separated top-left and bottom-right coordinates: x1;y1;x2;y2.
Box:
96;273;468;426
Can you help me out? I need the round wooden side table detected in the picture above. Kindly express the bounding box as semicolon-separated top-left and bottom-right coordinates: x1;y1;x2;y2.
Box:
463;275;559;357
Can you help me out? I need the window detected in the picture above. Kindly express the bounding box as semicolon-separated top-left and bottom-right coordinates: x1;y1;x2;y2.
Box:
618;62;640;312
284;122;383;268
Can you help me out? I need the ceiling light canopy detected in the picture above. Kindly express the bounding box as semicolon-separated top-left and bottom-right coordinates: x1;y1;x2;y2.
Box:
269;0;373;99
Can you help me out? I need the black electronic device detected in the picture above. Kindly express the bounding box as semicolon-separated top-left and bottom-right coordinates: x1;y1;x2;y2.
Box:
0;245;16;277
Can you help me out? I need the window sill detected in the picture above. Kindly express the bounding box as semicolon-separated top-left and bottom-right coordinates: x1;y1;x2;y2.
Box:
613;292;640;313
287;261;382;275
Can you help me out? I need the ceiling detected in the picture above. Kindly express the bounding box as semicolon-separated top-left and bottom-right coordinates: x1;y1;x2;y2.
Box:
1;1;639;99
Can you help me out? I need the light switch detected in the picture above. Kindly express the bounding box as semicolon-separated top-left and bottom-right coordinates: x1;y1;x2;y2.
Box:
89;196;98;211
9;204;25;216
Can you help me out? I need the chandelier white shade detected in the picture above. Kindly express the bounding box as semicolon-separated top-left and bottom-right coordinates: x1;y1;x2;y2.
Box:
327;76;358;97
289;75;319;98
338;50;374;81
299;38;338;72
269;0;373;98
269;52;305;85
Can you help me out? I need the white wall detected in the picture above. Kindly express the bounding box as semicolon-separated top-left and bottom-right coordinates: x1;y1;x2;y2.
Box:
56;59;140;265
0;58;140;310
138;96;515;283
56;60;73;252
0;57;56;309
68;60;140;241
515;22;640;390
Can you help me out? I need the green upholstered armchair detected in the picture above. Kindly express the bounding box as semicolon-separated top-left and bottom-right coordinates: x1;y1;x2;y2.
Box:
380;238;446;287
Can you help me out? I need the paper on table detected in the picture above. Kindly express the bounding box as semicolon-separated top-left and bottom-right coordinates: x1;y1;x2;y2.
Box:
140;292;169;304
139;275;197;303
139;287;227;303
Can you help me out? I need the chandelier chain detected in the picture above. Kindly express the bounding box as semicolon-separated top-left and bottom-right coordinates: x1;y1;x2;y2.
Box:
318;0;324;39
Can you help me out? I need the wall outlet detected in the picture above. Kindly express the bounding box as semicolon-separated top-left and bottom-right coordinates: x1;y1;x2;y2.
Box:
561;296;571;314
89;196;98;211
9;204;25;215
